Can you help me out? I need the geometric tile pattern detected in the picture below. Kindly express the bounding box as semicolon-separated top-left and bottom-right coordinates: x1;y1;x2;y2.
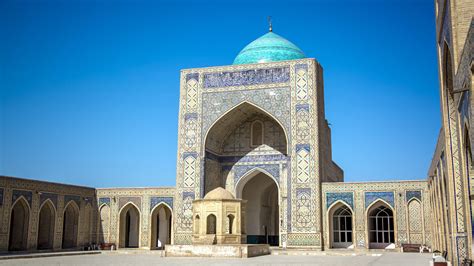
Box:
12;189;33;207
203;66;290;88
40;192;58;209
186;78;198;110
64;195;81;209
149;196;173;211
295;188;312;230
98;197;111;206
118;196;141;211
295;64;308;100
326;192;354;209
296;147;310;183
364;191;394;209
408;199;423;244
406;190;422;202
183;154;197;188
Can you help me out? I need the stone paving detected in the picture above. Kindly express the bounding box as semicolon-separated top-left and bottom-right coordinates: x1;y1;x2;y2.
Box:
0;252;433;265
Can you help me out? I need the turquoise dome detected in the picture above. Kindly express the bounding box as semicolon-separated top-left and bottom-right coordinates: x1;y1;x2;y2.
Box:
233;32;305;65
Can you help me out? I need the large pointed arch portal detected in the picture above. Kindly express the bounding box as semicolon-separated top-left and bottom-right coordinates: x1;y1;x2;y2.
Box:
203;102;288;195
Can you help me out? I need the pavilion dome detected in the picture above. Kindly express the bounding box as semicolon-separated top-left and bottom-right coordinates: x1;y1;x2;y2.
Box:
233;31;306;65
204;187;235;200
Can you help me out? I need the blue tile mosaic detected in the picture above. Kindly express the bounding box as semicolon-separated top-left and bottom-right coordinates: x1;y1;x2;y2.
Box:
183;152;198;159
182;191;195;200
150;196;173;211
295;104;310;112
12;190;32;207
186;73;199;82
64;195;81;208
296;144;310;152
296;188;311;196
233;164;280;183
206;152;287;164
295;64;308;71
203;67;290;88
365;192;394;209
326;192;354;209
406;190;422;202
184;113;198;121
99;197;111;206
40;192;58;208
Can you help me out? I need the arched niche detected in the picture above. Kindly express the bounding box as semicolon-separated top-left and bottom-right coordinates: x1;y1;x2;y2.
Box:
62;201;79;249
119;203;140;248
9;197;30;251
37;200;56;250
150;203;172;249
328;201;353;249
203;102;288;195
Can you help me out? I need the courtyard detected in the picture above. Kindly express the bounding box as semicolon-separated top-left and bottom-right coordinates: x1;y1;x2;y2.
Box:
0;252;433;266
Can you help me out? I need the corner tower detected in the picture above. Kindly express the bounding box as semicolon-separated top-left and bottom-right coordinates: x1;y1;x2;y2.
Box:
173;29;342;248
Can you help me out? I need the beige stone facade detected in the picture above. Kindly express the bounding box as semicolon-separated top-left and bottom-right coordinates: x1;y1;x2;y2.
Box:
0;3;472;265
427;0;473;265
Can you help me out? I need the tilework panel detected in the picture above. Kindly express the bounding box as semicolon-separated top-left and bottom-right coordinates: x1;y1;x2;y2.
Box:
233;164;280;183
326;192;354;209
295;188;312;230
118;196;141;211
98;197;111;206
40;192;58;208
186;73;199;82
12;189;32;207
203;67;290;88
364;191;395;209
406;190;422;202
64;195;81;208
201;88;291;143
150;196;173;211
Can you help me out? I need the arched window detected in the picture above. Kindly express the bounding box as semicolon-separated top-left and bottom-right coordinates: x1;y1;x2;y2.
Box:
206;214;216;234
194;215;200;234
369;205;394;246
332;206;352;247
227;214;234;234
251;120;264;146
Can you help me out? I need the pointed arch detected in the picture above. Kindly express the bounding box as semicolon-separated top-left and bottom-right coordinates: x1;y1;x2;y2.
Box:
235;167;280;199
9;196;30;251
118;202;141;248
37;199;56;250
204;101;289;155
366;199;395;249
407;198;423;244
327;200;354;248
62;200;80;249
237;169;280;246
98;203;111;244
150;202;172;249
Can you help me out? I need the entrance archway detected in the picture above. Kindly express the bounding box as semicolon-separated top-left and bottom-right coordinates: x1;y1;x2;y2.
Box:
328;202;353;248
203;102;288;195
9;197;30;251
62;201;79;249
237;171;279;246
368;201;394;249
150;204;172;249
37;200;55;250
119;203;140;248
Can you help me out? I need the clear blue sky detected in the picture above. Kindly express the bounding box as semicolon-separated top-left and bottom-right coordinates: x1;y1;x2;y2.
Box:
0;0;440;188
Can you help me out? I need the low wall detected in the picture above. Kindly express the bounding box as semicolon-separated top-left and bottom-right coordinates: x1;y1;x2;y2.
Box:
165;244;270;258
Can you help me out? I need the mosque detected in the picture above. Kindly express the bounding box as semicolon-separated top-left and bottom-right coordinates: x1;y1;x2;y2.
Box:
0;1;472;265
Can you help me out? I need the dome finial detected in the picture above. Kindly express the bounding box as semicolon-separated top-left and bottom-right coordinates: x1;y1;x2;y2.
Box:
268;16;272;32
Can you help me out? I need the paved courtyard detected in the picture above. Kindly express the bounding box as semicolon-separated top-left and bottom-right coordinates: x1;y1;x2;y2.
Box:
0;252;433;266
